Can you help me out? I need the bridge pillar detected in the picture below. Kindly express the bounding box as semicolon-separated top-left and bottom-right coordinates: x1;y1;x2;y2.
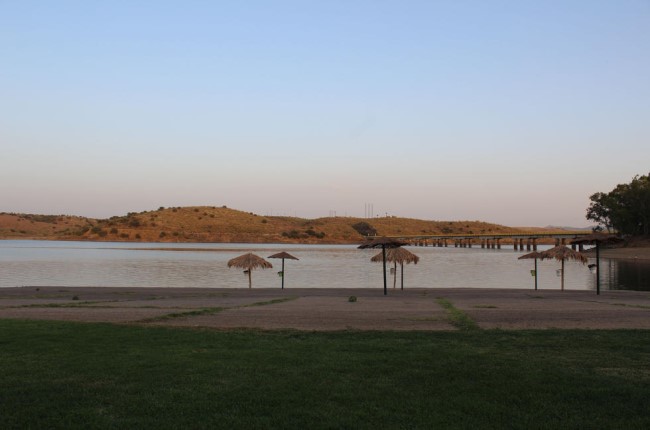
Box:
520;238;524;250
526;239;531;251
571;243;576;250
468;239;472;248
491;240;496;249
444;239;448;247
561;238;566;245
481;239;485;249
513;240;518;251
555;238;560;246
579;243;584;252
532;238;537;251
454;240;458;248
497;239;501;249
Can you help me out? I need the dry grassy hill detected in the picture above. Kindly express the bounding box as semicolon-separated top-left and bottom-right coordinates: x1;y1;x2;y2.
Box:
1;206;562;244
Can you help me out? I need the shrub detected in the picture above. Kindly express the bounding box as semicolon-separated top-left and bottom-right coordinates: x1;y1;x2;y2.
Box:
120;233;129;239
351;222;377;237
348;296;357;303
110;228;118;234
135;234;141;239
159;232;167;238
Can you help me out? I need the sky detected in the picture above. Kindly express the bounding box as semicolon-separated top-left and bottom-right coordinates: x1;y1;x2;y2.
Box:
1;1;648;227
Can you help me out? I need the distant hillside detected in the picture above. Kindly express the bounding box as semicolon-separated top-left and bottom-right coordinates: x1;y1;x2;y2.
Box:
0;206;568;244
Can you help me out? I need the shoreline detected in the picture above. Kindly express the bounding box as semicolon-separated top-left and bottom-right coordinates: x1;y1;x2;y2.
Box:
582;247;650;260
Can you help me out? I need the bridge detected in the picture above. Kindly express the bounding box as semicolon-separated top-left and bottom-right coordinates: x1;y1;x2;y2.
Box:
368;231;592;251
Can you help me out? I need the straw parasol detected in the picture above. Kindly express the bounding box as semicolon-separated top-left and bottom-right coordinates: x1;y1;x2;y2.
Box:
570;233;623;295
538;245;588;291
518;251;544;291
358;237;408;295
227;253;273;288
268;252;299;289
371;247;419;290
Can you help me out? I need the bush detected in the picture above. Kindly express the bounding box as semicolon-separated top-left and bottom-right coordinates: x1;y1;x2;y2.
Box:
351;222;377;237
110;228;118;234
159;232;167;238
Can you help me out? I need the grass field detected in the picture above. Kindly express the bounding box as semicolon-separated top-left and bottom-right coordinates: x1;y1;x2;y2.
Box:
1;320;649;429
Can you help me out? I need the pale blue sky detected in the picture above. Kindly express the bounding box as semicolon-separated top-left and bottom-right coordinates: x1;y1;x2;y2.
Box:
1;1;648;226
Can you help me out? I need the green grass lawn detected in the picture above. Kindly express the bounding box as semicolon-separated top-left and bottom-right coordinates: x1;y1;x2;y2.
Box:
1;320;649;429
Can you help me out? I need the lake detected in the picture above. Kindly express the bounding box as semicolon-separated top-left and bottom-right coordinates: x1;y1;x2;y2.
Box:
1;240;648;291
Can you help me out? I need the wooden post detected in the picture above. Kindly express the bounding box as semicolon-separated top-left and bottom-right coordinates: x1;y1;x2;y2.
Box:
532;238;537;251
596;243;600;295
382;245;387;296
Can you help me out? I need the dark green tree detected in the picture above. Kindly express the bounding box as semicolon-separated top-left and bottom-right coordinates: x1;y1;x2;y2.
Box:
587;173;650;235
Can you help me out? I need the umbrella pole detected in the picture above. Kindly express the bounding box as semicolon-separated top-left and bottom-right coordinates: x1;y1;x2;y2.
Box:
382;245;387;296
281;258;285;290
561;259;565;291
401;262;404;290
393;261;397;289
596;243;600;295
248;269;252;289
534;258;538;291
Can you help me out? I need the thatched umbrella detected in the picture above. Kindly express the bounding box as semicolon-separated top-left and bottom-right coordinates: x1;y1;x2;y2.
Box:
227;253;272;288
518;251;543;290
538;245;588;291
371;247;419;290
570;234;622;295
268;252;299;289
358;237;408;295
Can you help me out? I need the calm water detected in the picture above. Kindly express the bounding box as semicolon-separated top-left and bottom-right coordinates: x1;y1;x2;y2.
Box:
1;240;648;291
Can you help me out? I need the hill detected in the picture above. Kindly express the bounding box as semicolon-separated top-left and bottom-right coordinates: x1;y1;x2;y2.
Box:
0;206;564;244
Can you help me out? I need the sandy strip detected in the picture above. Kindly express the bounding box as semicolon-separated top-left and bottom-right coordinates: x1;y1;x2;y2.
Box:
582;247;650;260
1;286;648;331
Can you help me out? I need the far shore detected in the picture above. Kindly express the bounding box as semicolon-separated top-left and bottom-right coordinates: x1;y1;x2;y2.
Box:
582;246;650;260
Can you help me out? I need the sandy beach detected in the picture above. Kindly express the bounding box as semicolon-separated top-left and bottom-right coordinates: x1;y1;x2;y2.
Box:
583;246;650;260
1;286;649;330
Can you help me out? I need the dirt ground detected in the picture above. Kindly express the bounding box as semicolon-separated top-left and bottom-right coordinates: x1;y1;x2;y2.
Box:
1;286;649;331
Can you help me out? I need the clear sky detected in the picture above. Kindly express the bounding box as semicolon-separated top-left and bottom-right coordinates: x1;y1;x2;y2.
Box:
1;1;648;227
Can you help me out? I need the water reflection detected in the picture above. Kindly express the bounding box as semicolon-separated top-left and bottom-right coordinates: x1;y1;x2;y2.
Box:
600;259;650;291
0;240;647;291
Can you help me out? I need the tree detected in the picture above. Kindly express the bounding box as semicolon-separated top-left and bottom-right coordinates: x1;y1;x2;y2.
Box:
586;173;650;236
